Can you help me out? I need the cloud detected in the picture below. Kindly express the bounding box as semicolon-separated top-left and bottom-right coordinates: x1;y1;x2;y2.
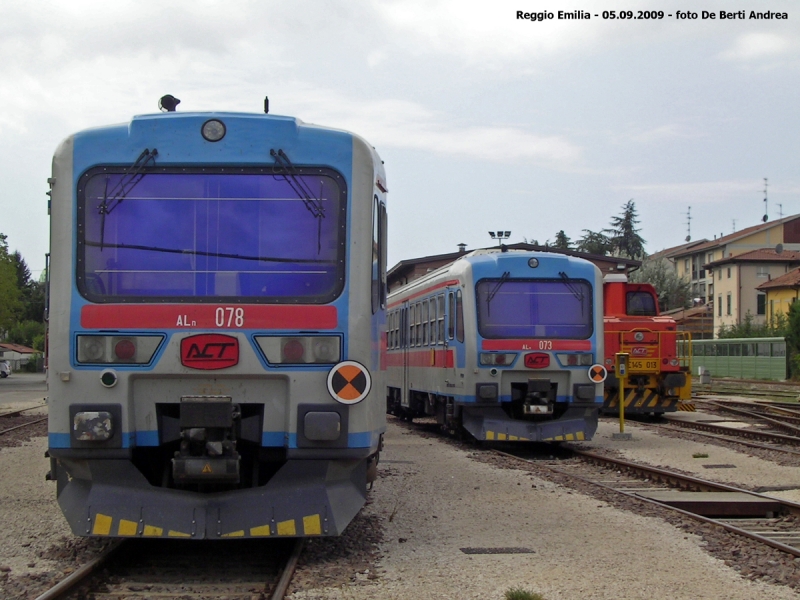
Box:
720;33;795;62
615;179;766;204
274;85;582;166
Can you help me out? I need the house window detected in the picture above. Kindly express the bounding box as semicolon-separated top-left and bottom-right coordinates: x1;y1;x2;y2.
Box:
726;293;732;316
718;295;722;317
757;293;766;315
727;267;731;279
756;266;769;278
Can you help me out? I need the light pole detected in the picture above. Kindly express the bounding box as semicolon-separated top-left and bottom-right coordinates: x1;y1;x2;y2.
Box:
488;231;511;244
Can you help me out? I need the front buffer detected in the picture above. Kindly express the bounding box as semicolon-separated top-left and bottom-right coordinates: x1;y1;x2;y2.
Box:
54;457;366;539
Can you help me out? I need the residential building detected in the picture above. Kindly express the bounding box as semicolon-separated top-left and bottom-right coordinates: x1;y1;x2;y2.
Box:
756;267;800;326
705;249;800;334
663;215;800;336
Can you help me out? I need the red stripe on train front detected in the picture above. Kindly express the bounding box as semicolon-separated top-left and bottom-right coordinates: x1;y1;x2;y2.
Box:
481;339;592;351
81;304;338;330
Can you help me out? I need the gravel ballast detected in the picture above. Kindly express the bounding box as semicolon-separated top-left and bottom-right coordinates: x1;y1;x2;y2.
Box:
2;381;800;598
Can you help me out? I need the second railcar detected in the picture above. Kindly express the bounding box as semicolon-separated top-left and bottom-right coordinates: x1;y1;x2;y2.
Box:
386;249;604;442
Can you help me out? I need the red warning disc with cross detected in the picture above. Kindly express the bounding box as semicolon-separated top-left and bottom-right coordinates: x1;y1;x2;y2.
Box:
327;360;372;405
588;364;607;383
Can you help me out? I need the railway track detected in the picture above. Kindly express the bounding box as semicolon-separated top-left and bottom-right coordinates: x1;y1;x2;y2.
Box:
495;447;800;558
0;403;48;438
35;538;304;600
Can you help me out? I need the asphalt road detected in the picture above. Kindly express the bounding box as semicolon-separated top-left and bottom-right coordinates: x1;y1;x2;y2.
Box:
0;372;47;406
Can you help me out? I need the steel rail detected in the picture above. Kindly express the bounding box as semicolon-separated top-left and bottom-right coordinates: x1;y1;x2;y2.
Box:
270;538;305;600
0;416;48;436
706;401;800;436
0;402;47;418
665;416;800;446
33;540;125;600
653;422;800;456
493;448;800;559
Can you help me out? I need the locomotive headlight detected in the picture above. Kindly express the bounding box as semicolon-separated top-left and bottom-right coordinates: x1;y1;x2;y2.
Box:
255;335;342;365
528;258;539;268
77;335;164;365
312;337;340;362
479;353;517;366
78;336;107;362
556;353;594;367
634;332;645;342
201;119;226;142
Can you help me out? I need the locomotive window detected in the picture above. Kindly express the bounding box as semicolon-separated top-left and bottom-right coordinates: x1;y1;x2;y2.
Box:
475;278;592;339
409;304;416;347
77;167;346;303
626;292;657;316
416;302;423;347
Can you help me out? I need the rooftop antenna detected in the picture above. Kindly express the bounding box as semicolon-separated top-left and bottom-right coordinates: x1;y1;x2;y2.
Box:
732;219;736;233
779;203;783;219
684;206;691;242
762;177;768;223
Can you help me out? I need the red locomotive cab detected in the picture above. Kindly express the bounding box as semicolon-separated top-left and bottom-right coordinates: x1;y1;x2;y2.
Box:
602;274;692;416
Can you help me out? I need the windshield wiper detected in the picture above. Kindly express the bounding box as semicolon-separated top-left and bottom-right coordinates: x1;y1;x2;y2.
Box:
270;148;326;253
486;271;510;316
83;240;333;264
559;271;586;314
97;148;158;250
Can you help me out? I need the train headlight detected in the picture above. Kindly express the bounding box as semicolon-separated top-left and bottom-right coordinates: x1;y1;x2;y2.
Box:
479;353;517;366
556;353;594;367
201;119;226;142
634;332;645;342
77;335;164;365
255;335;342;365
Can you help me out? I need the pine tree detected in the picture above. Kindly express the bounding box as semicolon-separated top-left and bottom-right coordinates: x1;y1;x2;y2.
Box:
576;230;612;255
605;199;646;259
552;230;572;250
0;234;22;334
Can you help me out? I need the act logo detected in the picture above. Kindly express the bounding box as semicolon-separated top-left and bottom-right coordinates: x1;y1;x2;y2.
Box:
631;347;649;357
181;334;239;370
524;353;550;369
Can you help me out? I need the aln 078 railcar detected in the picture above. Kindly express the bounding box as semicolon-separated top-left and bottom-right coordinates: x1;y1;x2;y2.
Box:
46;103;388;539
386;249;604;442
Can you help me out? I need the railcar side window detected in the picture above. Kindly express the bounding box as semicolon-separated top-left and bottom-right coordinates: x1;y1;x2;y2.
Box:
456;289;464;343
371;195;387;314
447;292;455;339
437;295;445;344
77;168;346;303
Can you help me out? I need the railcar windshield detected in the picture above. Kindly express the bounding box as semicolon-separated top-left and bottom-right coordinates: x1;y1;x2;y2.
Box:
476;278;593;339
77;168;346;303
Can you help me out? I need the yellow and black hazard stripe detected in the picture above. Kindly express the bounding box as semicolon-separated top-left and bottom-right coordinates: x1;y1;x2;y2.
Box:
603;389;680;413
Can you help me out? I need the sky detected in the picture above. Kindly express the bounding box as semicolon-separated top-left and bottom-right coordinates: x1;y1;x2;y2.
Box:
1;0;799;278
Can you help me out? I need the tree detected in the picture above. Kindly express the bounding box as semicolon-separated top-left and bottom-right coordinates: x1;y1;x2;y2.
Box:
575;229;612;255
11;251;45;323
604;199;646;259
628;256;691;311
551;230;572;250
0;233;22;334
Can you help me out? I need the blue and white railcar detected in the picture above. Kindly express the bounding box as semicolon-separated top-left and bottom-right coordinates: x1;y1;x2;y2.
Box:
46;103;388;539
386;249;603;442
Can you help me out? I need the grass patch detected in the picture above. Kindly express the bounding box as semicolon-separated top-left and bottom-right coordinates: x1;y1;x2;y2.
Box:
505;588;545;600
692;453;709;458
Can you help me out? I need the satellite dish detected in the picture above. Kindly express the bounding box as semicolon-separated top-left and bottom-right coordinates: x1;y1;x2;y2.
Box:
685;235;691;242
776;243;784;254
762;214;768;223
